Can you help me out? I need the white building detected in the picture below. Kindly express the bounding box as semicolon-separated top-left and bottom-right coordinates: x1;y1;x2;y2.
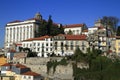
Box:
22;35;54;57
21;34;88;57
4;13;42;49
64;24;87;35
53;34;89;56
22;71;43;80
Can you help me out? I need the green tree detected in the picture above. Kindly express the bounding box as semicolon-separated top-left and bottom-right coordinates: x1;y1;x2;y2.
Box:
116;26;120;36
38;15;64;36
72;47;85;63
27;52;37;57
67;30;73;35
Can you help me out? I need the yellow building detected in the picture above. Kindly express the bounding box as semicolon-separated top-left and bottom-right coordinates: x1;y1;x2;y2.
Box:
115;36;120;56
0;55;7;66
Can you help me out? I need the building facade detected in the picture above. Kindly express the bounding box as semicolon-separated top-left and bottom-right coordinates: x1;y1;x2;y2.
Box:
4;13;42;49
21;34;88;57
64;24;87;35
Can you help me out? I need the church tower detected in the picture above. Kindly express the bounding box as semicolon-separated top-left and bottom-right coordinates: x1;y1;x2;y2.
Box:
34;12;42;20
94;19;103;27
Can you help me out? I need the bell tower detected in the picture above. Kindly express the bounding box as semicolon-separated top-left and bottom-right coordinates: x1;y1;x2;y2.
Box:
34;12;42;20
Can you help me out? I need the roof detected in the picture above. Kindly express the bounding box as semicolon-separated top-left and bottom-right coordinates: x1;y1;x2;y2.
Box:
65;34;87;40
23;35;52;41
1;63;11;66
22;71;40;76
56;34;87;40
15;43;22;46
14;52;27;58
13;64;28;69
64;24;84;28
8;20;22;23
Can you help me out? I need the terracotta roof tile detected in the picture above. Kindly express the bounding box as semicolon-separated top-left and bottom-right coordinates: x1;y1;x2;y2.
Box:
1;63;11;66
64;24;84;28
8;20;22;23
22;71;40;76
14;64;28;68
65;34;87;40
23;35;52;41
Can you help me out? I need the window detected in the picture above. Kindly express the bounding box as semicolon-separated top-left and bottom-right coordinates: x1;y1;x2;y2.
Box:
55;42;57;50
50;43;52;46
34;43;36;46
70;41;73;50
50;48;52;51
38;43;40;46
50;38;53;41
38;48;40;51
30;44;32;47
24;76;26;79
46;43;48;46
61;42;64;50
46;48;48;51
28;76;31;79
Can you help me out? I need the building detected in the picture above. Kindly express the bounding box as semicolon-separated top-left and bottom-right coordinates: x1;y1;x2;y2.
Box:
22;35;53;57
0;55;7;66
64;24;87;35
53;34;88;56
21;34;88;57
0;63;44;80
21;71;43;80
115;36;120;56
4;12;42;49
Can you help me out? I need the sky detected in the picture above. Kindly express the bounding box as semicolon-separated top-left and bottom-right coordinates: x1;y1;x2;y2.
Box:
0;0;120;48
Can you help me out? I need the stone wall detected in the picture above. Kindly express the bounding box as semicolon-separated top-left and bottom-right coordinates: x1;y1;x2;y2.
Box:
24;57;63;64
20;57;88;80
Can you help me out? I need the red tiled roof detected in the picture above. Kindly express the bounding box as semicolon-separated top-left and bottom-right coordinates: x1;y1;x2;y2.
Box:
8;20;22;23
22;71;40;76
65;34;87;40
1;63;11;66
64;24;84;28
14;64;28;69
15;43;22;46
23;35;52;41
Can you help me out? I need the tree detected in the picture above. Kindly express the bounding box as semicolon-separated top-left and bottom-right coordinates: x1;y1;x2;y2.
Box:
27;52;37;57
67;30;73;35
101;16;119;33
116;26;120;36
46;15;53;35
37;15;64;36
72;47;85;63
19;47;23;52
